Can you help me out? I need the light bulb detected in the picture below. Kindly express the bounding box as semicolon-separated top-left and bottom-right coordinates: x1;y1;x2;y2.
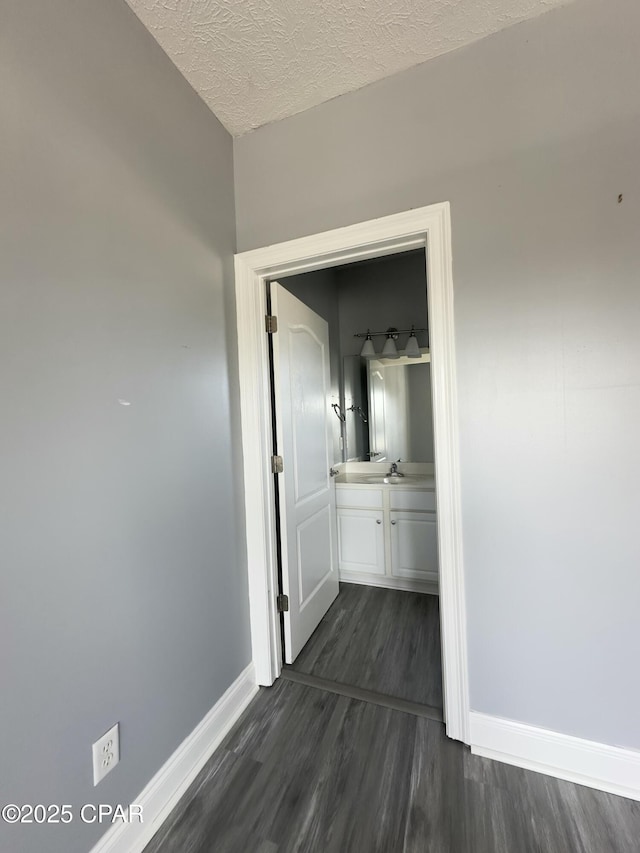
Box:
405;331;421;358
360;332;376;357
381;335;399;359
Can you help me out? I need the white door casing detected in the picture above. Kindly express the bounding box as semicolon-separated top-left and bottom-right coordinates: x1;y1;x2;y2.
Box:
234;203;470;744
270;284;339;662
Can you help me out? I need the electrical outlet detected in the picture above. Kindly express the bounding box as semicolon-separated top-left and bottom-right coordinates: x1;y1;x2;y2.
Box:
92;723;120;786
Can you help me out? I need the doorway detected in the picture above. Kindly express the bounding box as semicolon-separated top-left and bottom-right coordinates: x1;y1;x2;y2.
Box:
234;203;470;744
271;253;443;714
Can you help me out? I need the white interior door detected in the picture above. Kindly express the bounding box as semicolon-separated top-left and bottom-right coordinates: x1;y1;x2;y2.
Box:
271;282;339;663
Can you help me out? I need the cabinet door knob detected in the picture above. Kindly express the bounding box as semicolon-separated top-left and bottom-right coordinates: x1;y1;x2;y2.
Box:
376;519;382;524
391;520;397;525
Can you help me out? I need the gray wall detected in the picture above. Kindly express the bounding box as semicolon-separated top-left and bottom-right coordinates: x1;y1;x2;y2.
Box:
235;0;640;750
1;3;250;852
336;252;432;463
282;256;431;464
336;252;429;357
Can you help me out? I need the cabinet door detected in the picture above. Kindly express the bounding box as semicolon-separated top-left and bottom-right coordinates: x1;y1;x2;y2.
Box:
337;508;385;576
390;511;438;582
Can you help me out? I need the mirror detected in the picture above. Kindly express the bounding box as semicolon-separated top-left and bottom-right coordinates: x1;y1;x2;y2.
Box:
342;352;433;463
342;355;370;462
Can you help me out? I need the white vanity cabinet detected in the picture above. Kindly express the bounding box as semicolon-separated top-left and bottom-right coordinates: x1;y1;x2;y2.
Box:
336;508;386;576
388;487;438;585
389;511;438;584
335;484;438;593
335;487;385;576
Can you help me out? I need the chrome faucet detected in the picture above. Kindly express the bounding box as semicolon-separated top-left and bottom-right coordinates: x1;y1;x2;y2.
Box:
388;459;404;477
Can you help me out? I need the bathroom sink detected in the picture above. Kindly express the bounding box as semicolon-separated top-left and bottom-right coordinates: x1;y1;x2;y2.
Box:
337;474;410;485
335;472;434;487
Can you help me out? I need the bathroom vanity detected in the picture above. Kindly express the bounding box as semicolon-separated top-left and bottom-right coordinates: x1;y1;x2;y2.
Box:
333;465;438;595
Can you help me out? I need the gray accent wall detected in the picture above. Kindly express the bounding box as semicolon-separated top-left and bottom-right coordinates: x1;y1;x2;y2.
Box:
235;0;640;750
335;252;429;357
1;3;249;852
282;255;431;465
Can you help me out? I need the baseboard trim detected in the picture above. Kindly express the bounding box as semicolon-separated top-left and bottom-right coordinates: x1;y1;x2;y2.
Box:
470;711;640;802
89;663;258;853
339;572;439;596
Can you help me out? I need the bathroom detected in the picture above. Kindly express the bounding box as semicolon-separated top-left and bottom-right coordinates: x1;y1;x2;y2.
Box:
270;249;442;715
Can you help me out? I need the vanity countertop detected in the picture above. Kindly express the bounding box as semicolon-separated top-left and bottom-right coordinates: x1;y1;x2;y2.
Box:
334;473;435;490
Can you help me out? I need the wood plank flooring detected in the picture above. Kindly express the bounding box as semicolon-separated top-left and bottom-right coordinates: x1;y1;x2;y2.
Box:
143;679;640;853
281;667;443;722
289;582;443;708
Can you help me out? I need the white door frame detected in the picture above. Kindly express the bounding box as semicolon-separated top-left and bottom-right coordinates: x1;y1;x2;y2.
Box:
234;202;470;743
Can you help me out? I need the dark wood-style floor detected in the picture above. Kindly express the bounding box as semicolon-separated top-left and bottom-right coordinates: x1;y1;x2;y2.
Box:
290;582;443;708
144;678;640;853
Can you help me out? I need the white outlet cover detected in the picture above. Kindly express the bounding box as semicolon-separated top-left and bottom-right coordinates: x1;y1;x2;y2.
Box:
92;723;120;786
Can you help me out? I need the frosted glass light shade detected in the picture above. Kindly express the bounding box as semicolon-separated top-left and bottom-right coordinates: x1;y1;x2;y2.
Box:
381;335;399;359
360;335;376;357
405;333;421;358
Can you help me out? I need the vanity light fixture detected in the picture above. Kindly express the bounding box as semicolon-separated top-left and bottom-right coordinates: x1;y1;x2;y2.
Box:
354;325;428;358
404;326;421;358
359;330;376;357
381;329;400;359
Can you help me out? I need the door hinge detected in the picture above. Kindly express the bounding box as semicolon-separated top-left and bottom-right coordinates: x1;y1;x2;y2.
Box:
276;593;289;613
271;455;284;474
265;314;278;334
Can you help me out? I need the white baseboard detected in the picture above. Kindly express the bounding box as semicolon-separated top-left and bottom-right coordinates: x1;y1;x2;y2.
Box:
90;663;258;853
339;571;439;596
470;711;640;802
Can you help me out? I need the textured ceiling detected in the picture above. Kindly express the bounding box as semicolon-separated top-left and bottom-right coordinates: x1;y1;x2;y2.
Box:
125;0;572;136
